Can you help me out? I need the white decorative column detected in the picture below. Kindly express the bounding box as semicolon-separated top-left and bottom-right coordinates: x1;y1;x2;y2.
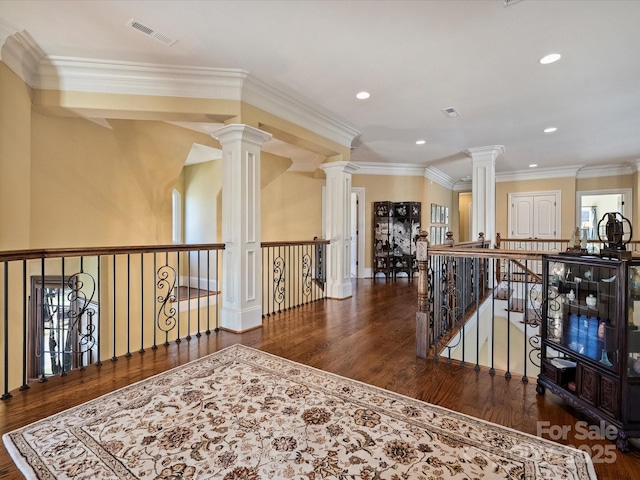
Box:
213;124;272;332
465;145;504;246
319;161;359;299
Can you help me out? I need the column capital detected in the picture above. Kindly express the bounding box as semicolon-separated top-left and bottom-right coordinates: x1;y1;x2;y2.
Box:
319;161;360;176
464;145;505;162
212;124;272;147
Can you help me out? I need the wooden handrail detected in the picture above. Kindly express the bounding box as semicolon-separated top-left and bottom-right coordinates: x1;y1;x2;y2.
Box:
261;239;330;247
0;243;226;262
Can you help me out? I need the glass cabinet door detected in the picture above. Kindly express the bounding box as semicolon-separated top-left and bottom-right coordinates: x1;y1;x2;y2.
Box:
546;258;619;370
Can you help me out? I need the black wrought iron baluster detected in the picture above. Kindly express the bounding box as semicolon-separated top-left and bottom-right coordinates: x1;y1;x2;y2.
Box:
522;259;529;383
505;259;512;379
20;260;29;391
459;258;465;367
214;249;219;332
427;258;434;351
96;255;102;366
112;255;117;362
140;254;145;354
126;254;131;358
66;259;97;373
489;258;497;375
274;246;286;313
287;245;291;310
176;251;181;343
196;249;201;337
2;262;10;399
152;252;158;349
187;250;192;341
59;259;66;376
157;252;177;346
38;258;47;382
206;250;211;334
475;257;480;371
302;246;312;304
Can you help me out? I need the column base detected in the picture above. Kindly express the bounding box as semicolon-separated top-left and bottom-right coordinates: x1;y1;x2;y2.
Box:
221;305;263;333
326;280;352;299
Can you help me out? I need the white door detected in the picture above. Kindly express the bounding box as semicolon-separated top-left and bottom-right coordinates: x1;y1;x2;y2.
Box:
509;192;560;239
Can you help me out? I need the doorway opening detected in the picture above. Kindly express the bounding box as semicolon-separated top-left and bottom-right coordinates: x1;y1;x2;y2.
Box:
576;189;631;240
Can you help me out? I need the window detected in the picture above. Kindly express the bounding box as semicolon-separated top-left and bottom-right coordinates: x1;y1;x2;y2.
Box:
172;188;182;244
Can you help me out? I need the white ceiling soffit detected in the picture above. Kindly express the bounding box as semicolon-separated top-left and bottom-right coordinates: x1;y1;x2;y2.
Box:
185;143;222;166
169;121;324;172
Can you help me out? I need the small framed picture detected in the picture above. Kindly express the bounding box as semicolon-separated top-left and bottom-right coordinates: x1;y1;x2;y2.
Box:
430;226;436;245
444;207;449;225
436;206;441;224
431;204;437;223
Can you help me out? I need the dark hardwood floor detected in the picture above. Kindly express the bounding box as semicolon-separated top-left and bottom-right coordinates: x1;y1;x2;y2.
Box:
1;278;638;479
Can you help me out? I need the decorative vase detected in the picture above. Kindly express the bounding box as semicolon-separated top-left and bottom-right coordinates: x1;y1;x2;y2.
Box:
600;349;613;367
586;294;597;307
567;289;576;302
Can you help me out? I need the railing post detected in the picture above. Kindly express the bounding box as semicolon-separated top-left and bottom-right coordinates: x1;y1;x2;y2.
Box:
416;231;430;358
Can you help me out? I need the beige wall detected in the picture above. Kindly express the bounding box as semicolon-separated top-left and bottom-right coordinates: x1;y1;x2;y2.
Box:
30;115;213;248
458;192;472;242
496;176;577;240
0;63;32;250
184;159;223;244
262;160;325;241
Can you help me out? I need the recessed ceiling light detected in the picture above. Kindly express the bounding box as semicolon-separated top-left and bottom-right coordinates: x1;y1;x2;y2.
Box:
544;127;558;133
356;91;370;100
539;53;561;65
416;140;426;145
529;164;538;168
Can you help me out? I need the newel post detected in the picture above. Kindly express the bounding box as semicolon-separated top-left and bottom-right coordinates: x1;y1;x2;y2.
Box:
416;231;430;358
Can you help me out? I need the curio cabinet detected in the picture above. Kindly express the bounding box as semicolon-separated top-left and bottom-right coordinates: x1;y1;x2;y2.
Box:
538;253;640;451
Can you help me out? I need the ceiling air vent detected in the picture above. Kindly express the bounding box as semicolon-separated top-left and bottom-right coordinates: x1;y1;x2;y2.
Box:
442;107;460;118
503;0;524;6
126;18;177;46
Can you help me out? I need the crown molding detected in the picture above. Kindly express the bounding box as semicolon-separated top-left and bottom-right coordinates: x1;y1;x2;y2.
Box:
319;161;360;175
37;56;248;99
353;162;425;177
424;167;456;190
1;29;45;87
576;164;635;179
242;75;360;148
496;165;582;182
1;29;360;149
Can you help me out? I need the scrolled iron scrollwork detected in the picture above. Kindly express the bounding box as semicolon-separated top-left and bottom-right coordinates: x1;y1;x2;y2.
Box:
65;272;97;358
273;255;286;307
302;253;312;299
156;264;177;333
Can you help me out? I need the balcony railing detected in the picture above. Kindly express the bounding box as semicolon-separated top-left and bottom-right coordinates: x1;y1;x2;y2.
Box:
261;239;329;316
0;244;224;398
417;234;545;382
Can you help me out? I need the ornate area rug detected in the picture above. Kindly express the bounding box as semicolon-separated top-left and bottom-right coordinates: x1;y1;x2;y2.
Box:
4;344;596;479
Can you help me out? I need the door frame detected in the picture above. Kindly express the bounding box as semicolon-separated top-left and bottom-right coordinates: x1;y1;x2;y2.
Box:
507;190;561;238
575;188;632;235
351;187;365;278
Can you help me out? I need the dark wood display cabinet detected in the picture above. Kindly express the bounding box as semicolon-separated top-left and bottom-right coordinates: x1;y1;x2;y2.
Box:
372;201;420;279
538;253;640;451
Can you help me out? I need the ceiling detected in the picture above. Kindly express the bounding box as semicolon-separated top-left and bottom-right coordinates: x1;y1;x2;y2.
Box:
1;0;640;183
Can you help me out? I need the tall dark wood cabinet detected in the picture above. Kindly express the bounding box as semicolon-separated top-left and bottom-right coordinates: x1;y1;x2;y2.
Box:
538;253;640;451
372;201;420;278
